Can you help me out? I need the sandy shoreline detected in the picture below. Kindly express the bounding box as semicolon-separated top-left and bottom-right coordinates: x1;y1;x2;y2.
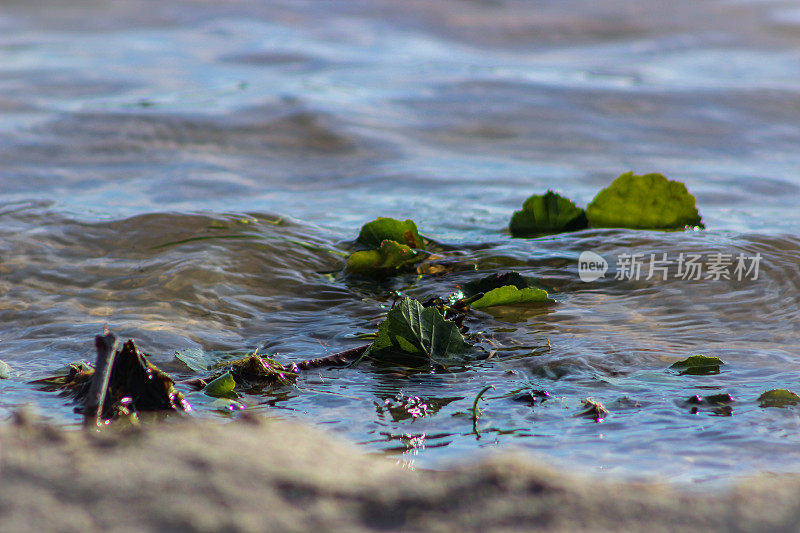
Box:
0;413;798;532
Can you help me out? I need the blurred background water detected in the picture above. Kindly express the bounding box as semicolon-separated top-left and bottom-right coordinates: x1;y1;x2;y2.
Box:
1;0;799;483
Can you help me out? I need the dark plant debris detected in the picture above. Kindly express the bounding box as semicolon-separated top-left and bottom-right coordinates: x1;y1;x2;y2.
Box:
512;389;551;406
33;334;190;424
291;344;370;371
576;398;609;421
207;355;297;393
682;393;734;416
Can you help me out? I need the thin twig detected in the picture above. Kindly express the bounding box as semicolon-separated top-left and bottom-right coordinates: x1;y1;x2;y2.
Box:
292;344;370;371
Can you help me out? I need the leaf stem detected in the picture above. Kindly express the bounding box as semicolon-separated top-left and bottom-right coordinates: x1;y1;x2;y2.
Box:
472;384;495;437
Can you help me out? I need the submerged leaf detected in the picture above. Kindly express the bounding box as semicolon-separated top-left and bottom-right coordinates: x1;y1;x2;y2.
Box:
210;398;246;412
471;286;554;309
509;191;588;236
346;239;425;275
758;389;800;408
367;298;479;368
586;172;703;229
356;217;423;249
670;355;724;375
174;348;212;373
204;372;237;398
0;360;11;379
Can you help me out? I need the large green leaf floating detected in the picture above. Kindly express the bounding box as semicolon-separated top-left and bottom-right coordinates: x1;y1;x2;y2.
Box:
0;360;10;379
471;286;554;308
586;172;703;229
758;389;800;408
509;191;588;236
346;239;424;275
356;217;423;249
366;298;479;367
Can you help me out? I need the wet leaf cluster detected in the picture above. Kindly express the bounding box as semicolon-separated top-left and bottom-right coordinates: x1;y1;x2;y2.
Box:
346;217;426;276
509;171;704;237
30;175;800;440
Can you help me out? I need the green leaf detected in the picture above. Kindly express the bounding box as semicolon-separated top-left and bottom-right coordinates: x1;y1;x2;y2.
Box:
462;272;528;299
471;286;554;309
669;355;723;375
204;372;237;398
174;348;212;373
346;239;424;275
509;191;588;236
367;298;479;367
586;172;703;229
758;389;800;408
0;360;11;379
356;217;423;249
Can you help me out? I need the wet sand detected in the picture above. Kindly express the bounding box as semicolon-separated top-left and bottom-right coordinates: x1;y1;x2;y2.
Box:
1;413;798;532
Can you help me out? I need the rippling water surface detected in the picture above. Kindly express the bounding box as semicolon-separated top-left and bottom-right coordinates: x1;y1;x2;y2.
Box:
1;0;800;483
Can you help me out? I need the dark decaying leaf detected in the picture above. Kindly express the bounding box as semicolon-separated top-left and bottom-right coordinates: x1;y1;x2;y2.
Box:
32;339;190;421
207;355;297;392
462;273;529;299
683;393;734;416
684;393;734;406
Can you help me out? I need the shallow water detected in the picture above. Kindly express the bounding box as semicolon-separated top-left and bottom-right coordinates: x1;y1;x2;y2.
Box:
1;0;800;483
